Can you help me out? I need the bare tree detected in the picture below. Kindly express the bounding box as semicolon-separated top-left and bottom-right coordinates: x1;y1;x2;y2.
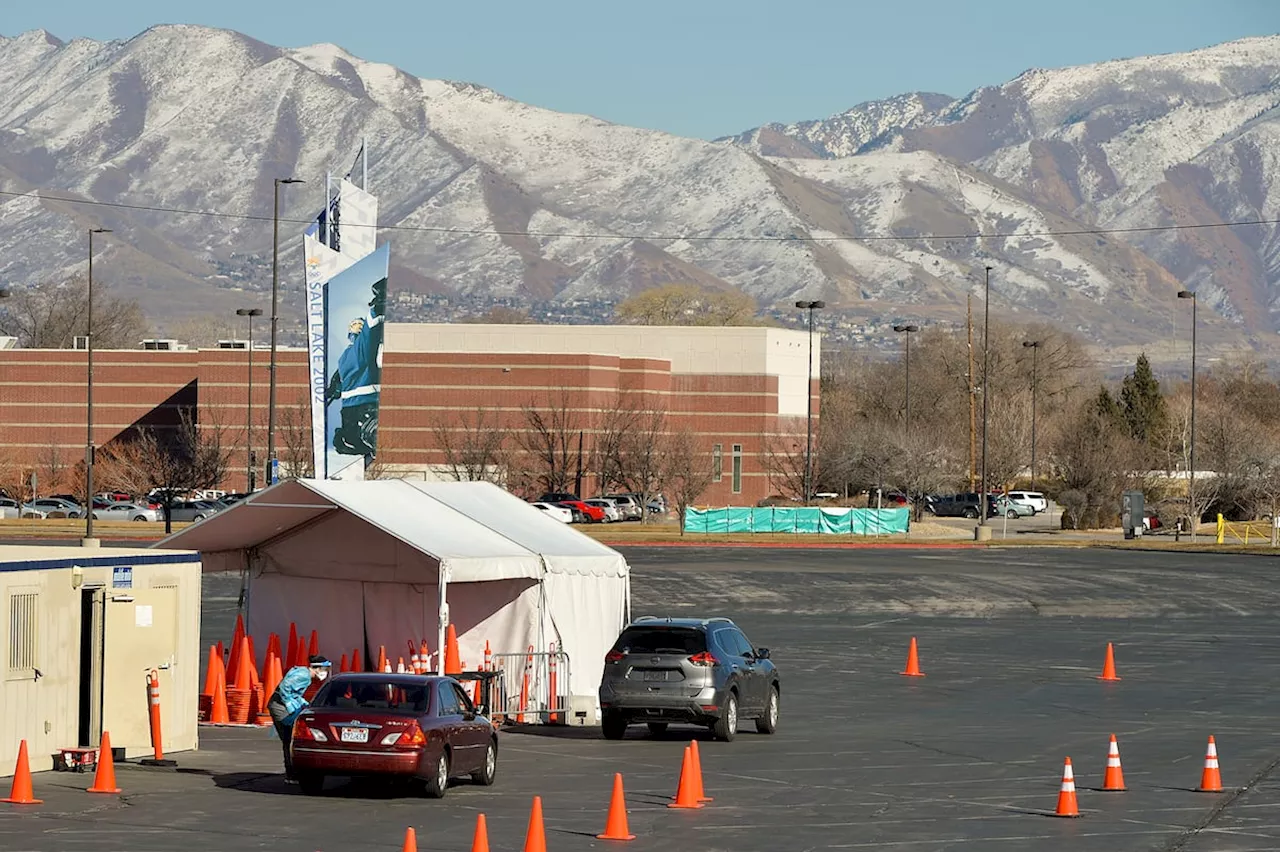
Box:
462;306;532;324
432;407;509;483
165;313;244;349
96;409;232;533
663;429;714;534
1049;390;1143;529
762;429;811;502
0;277;148;349
613;402;669;523
276;400;315;479
518;391;582;495
37;442;70;498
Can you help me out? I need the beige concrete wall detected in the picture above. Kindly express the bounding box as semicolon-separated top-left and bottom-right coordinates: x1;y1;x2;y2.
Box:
0;548;202;772
385;323;819;417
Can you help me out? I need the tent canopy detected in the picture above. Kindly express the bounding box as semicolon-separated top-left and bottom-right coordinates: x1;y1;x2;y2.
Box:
156;479;631;703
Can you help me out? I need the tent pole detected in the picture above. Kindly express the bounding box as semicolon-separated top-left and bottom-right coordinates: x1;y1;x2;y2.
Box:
436;564;448;676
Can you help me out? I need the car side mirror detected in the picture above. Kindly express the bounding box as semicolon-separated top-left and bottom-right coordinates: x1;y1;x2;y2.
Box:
463;710;477;721
475;704;488;717
755;648;770;660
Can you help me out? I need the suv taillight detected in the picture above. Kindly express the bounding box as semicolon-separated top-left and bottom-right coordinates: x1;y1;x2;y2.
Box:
605;649;625;663
688;651;718;666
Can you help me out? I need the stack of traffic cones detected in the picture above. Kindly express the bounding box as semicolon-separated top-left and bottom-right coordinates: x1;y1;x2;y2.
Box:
1052;757;1080;817
2;740;42;804
205;645;230;724
225;635;255;724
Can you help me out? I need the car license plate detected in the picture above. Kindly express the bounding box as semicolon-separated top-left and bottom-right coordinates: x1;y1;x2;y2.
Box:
339;727;368;743
643;670;666;682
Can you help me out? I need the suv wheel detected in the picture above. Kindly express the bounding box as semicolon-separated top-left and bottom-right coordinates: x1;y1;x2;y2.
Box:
713;692;738;742
963;507;978;520
756;686;779;734
602;711;628;740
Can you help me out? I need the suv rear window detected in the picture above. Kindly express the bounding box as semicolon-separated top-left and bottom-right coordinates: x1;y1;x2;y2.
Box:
311;679;432;713
614;627;707;655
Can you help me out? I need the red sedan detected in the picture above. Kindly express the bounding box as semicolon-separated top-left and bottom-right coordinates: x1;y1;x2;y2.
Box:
290;673;498;798
558;499;606;523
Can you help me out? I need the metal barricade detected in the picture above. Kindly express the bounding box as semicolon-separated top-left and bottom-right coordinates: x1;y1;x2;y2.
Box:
487;645;571;725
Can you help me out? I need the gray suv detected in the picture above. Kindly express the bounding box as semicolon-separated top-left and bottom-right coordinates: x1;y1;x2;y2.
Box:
598;616;779;742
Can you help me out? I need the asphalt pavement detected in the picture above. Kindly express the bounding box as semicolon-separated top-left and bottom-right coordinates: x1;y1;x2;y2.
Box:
4;547;1280;852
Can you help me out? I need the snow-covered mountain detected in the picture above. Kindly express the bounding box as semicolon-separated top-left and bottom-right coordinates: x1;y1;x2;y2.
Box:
726;36;1280;348
0;25;1276;358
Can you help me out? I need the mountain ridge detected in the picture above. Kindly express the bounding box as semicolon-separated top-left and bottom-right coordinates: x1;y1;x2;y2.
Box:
0;25;1277;365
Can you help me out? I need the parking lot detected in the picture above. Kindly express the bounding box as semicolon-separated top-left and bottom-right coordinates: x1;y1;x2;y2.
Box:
5;546;1280;851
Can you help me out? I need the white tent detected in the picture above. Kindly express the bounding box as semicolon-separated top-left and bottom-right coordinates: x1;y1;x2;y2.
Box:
155;479;631;707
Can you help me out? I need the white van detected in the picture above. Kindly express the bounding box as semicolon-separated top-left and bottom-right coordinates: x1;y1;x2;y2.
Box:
1006;491;1047;514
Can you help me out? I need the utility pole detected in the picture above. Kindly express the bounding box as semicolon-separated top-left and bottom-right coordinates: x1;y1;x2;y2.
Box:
967;293;976;491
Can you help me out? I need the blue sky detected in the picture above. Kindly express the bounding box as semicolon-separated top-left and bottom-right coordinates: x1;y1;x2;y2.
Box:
7;1;1278;139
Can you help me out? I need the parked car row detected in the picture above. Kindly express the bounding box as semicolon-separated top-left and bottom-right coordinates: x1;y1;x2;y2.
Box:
925;491;1047;519
531;492;661;524
0;490;251;522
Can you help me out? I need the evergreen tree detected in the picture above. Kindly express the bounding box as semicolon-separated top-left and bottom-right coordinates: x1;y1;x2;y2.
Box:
1120;354;1167;444
1094;386;1123;424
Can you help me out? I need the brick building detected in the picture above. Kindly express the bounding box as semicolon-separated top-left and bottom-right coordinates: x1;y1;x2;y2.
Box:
0;324;819;506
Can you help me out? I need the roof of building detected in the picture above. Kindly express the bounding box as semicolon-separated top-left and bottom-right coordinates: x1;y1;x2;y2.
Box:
0;545;199;573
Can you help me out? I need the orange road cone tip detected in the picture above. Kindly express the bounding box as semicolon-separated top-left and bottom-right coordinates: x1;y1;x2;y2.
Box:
445;624;462;675
1098;642;1121;681
901;636;925;677
2;740;42;804
88;731;122;794
471;813;490;852
598;773;637;840
1101;734;1126;791
400;826;417;852
1199;736;1223;792
1053;757;1080;817
524;796;548;852
669;746;704;809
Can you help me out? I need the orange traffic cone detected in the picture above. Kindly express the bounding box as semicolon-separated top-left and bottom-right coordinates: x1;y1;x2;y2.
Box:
1098;642;1121;682
377;645;388;674
1053;757;1080;817
228;613;245;678
1198;736;1223;792
668;745;705;809
397;657;406;674
208;655;231;724
202;644;222;698
352;647;362;672
87;731;122;794
444;624;462;675
400;826;418;852
339;653;349;673
420;640;431;673
470;813;490;852
597;773;636;840
232;635;254;691
308;629;319;658
1101;735;1126;791
524;796;548;852
901;637;925;677
690;739;712;802
2;740;42;804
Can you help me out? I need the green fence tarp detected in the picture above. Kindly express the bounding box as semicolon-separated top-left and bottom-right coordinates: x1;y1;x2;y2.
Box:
684;506;909;535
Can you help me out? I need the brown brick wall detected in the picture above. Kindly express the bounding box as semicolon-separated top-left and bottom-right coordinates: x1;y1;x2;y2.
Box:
0;347;815;505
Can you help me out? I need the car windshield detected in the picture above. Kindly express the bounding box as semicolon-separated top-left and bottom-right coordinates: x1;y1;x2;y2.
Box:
311;679;432;714
615;627;706;655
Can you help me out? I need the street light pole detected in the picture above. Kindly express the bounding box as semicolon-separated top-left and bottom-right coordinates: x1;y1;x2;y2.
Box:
979;266;992;527
85;227;111;546
1022;341;1041;491
237;308;264;492
893;325;919;435
795;300;825;503
1178;290;1197;541
266;177;304;487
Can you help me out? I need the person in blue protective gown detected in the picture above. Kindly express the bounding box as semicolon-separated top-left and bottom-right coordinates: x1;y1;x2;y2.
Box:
267;655;331;780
